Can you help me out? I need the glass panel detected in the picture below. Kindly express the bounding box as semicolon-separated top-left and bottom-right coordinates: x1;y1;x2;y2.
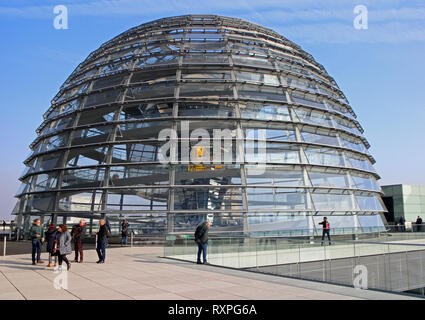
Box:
351;173;380;191
239;103;291;121
355;194;384;211
254;142;300;164
65;145;109;167
126;83;175;100
304;146;345;167
235;71;279;86
291;93;326;109
311;190;358;210
77;106;117;126
120;102;173;119
111;143;164;163
42;115;75;135
340;134;367;153
182;53;228;64
35;152;65;172
131;69;176;83
62;168;106;189
106;188;168;211
71;125;113;146
334;116;361;135
33;172;58;192
308;169;350;188
178;102;235;117
232;55;273;68
181;69;231;80
116;121;171;141
173;187;242;211
84;89;121;108
237;84;286;101
92;74;126;90
300;128;339;146
58;191;103;212
294;108;333;127
179;82;233;97
358;215;385;228
109;164;169;186
345;152;375;172
37;133;69;153
246;165;304;186
174;164;241;185
246;188;309;210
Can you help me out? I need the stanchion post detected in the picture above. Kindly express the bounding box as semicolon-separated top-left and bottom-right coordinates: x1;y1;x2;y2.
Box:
3;235;6;256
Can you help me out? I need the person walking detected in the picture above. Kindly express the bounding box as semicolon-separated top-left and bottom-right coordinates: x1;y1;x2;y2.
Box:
319;217;331;245
55;224;72;271
194;220;211;264
29;219;45;265
121;219;130;246
96;219;110;264
71;219;86;263
45;223;59;268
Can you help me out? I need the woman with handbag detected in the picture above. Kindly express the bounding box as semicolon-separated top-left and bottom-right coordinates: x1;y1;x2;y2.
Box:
45;223;59;268
56;224;72;271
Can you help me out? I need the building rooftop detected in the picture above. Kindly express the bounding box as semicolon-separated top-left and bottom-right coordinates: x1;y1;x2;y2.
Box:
0;246;417;300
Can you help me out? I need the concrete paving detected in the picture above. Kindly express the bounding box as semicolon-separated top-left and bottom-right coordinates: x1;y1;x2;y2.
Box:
0;246;419;300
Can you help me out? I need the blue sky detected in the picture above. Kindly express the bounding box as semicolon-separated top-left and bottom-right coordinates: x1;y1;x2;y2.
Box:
0;0;424;220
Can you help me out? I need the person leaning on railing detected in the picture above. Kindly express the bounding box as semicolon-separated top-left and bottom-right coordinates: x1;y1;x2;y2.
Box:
194;220;211;265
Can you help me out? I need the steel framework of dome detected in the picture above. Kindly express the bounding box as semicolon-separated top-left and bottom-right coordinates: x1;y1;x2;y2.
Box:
13;14;386;236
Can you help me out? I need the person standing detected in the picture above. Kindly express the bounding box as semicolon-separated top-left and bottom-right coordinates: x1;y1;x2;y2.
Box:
194;220;211;264
399;216;406;232
45;223;59;268
29;219;45;265
416;216;423;232
121;219;130;246
96;219;110;264
319;217;331;245
55;224;72;271
71;219;86;263
2;220;6;231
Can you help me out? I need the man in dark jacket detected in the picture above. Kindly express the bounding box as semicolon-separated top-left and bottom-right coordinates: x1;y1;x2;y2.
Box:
416;216;423;232
29;219;45;265
319;217;331;245
71;219;86;263
96;219;110;264
194;220;211;264
121;219;130;246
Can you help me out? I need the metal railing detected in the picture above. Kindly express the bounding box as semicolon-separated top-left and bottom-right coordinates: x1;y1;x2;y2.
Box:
164;233;425;293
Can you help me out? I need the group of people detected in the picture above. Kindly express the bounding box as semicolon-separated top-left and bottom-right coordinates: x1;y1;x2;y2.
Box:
28;218;130;269
397;216;424;232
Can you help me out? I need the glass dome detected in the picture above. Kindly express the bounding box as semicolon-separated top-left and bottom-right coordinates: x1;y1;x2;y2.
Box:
13;15;386;236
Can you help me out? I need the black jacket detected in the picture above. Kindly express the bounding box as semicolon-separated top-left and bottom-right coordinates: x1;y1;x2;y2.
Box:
194;223;209;244
319;220;330;229
97;224;110;244
121;222;129;237
72;224;87;242
45;228;59;253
